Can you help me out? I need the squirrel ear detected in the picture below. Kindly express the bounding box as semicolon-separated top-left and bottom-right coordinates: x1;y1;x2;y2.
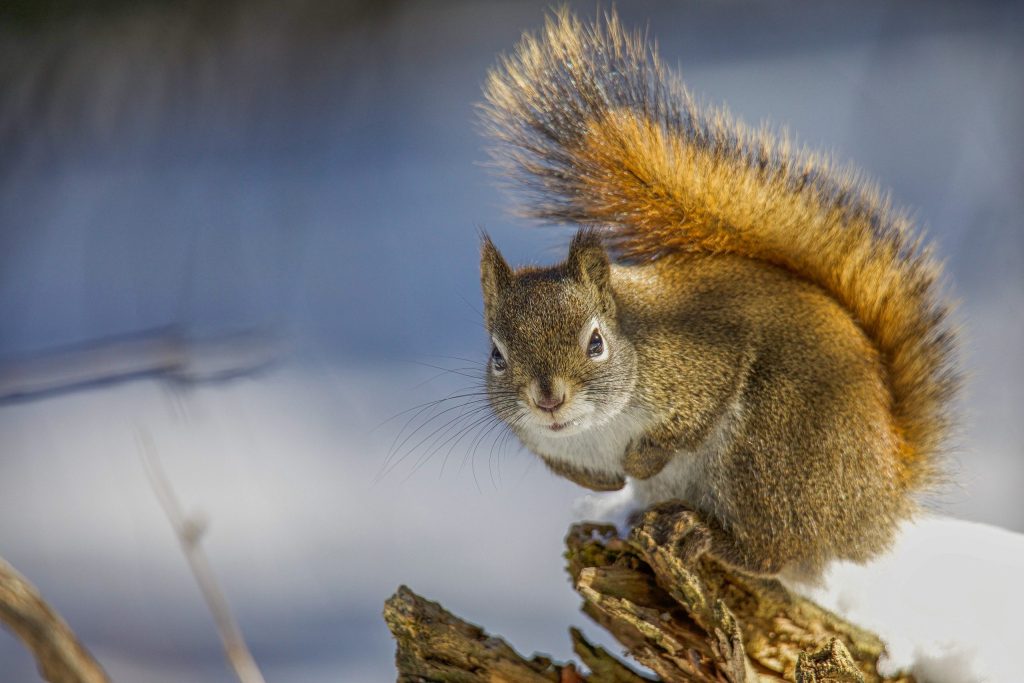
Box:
566;228;613;299
480;233;513;316
567;229;615;316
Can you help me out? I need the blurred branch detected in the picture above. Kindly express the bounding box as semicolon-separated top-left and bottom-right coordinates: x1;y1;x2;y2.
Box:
0;556;111;683
386;516;916;683
139;430;267;683
0;328;278;403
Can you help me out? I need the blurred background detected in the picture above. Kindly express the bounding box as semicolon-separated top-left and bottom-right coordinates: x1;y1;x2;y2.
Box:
1;0;1021;680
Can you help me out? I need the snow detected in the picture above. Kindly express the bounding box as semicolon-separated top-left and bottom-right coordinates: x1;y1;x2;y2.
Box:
571;479;640;532
787;516;1024;683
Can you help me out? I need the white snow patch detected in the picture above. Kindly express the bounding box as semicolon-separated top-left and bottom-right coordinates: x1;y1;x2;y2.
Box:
571;478;642;533
785;515;1024;683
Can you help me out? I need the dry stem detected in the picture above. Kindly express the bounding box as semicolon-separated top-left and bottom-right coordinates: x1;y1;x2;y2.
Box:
139;429;267;683
0;557;111;683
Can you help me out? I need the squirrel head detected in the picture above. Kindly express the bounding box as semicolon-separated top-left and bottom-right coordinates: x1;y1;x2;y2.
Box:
480;229;638;438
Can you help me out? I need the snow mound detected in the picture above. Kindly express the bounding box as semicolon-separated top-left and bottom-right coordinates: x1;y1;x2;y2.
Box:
787;515;1024;683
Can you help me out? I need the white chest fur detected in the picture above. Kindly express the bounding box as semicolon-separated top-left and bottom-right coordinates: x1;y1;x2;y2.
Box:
632;453;707;507
520;395;743;515
520;409;644;478
634;396;743;513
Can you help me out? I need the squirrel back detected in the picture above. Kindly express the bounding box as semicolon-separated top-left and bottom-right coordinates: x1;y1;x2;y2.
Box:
480;10;959;491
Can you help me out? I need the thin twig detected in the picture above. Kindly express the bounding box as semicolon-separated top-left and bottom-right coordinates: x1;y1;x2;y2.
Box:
138;428;267;683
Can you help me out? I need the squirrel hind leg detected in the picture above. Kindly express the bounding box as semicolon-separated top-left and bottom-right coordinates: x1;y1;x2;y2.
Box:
633;501;789;578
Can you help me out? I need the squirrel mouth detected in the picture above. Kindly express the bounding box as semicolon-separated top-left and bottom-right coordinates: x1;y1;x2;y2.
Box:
549;421;573;432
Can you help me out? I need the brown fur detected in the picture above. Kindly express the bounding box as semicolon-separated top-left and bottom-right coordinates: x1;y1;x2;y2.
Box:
477;11;959;577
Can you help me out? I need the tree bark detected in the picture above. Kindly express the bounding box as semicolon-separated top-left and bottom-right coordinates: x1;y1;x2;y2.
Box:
385;516;914;683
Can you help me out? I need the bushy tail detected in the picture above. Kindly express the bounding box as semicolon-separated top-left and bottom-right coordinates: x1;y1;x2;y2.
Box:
480;10;958;489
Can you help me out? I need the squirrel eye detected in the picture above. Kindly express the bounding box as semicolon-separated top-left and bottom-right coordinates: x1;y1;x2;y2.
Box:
491;345;508;373
587;329;606;359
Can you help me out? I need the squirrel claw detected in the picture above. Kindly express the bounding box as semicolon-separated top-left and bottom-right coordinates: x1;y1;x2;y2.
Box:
633;500;711;564
675;523;712;564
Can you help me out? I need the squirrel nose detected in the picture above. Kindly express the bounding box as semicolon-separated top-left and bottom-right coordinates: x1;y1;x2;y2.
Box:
535;394;565;413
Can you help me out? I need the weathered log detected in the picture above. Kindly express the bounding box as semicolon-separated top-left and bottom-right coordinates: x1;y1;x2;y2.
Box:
384;585;582;682
385;513;914;683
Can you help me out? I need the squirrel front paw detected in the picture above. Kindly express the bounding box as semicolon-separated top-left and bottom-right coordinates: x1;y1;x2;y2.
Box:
623;440;675;479
542;456;626;491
